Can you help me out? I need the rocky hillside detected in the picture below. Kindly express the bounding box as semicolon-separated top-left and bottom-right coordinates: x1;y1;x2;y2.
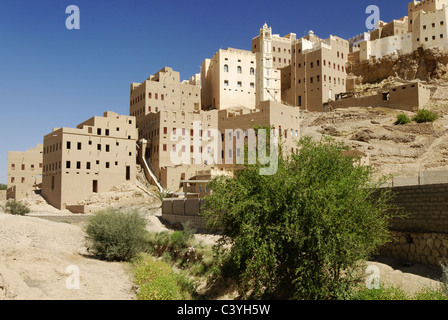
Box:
301;81;448;181
347;47;448;85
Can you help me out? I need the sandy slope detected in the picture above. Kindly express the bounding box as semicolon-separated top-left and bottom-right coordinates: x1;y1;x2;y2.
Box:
0;212;135;300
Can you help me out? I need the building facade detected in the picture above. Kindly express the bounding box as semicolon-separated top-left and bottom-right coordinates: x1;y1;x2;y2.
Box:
356;0;448;61
7;144;43;200
370;17;409;41
255;23;282;106
282;31;349;111
201;48;258;110
41;111;137;210
252;26;296;70
130;67;201;127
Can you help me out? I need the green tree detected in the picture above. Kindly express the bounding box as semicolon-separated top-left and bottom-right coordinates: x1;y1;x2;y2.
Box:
201;136;400;300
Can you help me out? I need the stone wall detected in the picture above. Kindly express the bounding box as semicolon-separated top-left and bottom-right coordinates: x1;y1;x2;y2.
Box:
161;198;207;232
0;190;6;201
379;171;448;267
379;231;448;266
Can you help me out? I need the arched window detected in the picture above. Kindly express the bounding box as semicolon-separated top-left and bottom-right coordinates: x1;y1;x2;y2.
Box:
250;67;254;75
224;64;229;72
237;66;242;74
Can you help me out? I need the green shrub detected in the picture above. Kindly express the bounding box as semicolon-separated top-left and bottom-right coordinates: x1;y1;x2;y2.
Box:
171;231;188;248
353;284;408;300
85;208;148;261
0;184;7;191
412;287;448;300
138;274;184;300
190;262;207;276
395;114;411;125
134;254;197;300
133;254;173;284
412;109;439;123
154;231;171;247
162;251;172;263
3;200;30;216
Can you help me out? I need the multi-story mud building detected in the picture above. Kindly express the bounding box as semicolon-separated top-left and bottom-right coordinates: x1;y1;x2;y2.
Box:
41;111;138;210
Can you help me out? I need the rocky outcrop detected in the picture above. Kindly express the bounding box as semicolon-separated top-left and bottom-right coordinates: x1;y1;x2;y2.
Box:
347;47;448;84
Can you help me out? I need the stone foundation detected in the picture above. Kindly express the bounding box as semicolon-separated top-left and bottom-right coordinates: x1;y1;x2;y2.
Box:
380;231;448;266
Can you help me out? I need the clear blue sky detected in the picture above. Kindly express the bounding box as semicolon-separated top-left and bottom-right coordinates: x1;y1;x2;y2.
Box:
0;0;410;184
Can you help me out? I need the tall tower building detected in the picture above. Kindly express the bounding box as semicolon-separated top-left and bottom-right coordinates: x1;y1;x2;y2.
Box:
256;23;281;106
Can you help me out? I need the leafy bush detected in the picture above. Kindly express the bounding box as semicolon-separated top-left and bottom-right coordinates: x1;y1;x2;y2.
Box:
201;136;401;300
412;109;439;123
133;254;197;300
154;231;171;247
3;200;30;216
85;208;148;261
170;228;195;249
395;114;410;125
0;184;7;191
170;231;188;248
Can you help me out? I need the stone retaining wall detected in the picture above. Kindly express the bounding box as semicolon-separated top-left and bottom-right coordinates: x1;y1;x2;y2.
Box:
161;198;207;231
379;231;448;267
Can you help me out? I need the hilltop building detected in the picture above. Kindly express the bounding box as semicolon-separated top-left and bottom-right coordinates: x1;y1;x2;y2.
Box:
281;31;349;111
7;144;43;200
358;0;448;61
252;25;296;69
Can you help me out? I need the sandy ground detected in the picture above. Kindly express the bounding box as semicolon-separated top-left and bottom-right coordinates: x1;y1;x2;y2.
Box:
0;212;135;300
